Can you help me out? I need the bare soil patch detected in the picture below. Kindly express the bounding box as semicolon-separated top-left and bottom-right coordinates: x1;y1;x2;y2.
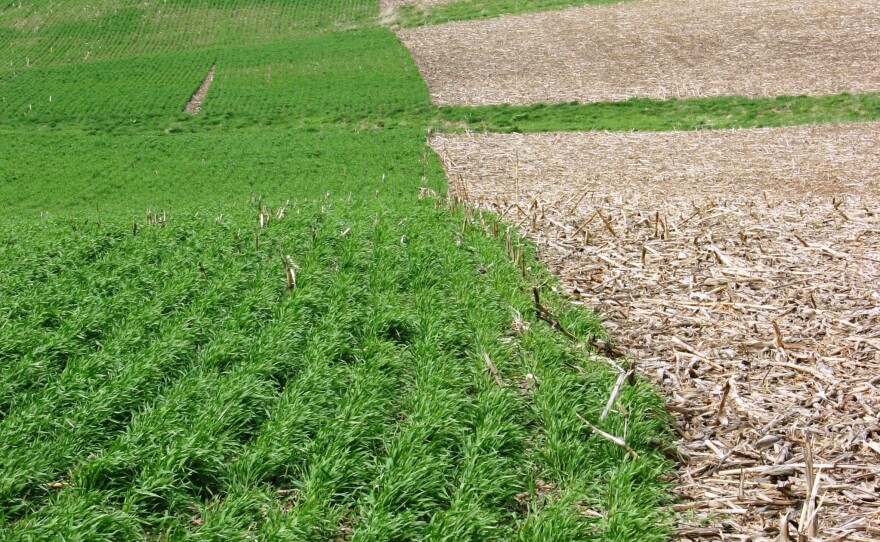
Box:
184;64;215;115
399;0;880;105
432;122;880;540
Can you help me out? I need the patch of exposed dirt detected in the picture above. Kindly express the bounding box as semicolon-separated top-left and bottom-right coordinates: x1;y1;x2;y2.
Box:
432;122;880;540
398;0;880;105
184;64;215;115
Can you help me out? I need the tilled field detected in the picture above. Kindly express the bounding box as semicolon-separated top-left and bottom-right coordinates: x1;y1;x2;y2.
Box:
432;122;880;540
399;0;880;105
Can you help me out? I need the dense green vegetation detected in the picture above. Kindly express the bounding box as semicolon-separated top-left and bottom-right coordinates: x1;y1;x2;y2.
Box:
391;0;624;27
429;93;880;133
0;0;676;540
0;50;212;127
0;0;376;69
0;200;671;540
0;128;434;213
203;29;428;126
1;29;430;129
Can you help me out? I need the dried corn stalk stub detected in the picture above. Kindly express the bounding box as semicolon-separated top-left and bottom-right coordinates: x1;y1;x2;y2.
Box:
432;124;880;540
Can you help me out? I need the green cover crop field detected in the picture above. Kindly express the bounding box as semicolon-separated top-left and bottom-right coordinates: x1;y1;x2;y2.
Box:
0;0;675;540
0;128;433;212
0;202;669;540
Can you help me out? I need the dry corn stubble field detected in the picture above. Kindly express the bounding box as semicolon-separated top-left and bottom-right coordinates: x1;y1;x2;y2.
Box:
398;0;880;105
432;122;880;541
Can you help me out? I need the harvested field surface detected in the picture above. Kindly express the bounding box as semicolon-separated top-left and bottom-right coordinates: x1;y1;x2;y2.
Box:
399;0;880;105
432;121;880;540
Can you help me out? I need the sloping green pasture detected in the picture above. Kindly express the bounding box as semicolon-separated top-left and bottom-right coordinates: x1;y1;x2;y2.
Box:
0;0;675;540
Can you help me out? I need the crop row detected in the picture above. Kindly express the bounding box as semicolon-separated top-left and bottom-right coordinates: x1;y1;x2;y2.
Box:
0;197;671;540
203;29;429;124
0;0;377;70
0;49;211;125
0;1;399;128
0;126;442;214
1;26;427;129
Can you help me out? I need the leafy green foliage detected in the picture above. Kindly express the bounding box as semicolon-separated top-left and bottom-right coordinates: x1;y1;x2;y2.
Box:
392;0;625;28
0;198;673;540
0;0;401;130
0;0;377;69
0;127;436;214
202;29;429;126
0;50;212;126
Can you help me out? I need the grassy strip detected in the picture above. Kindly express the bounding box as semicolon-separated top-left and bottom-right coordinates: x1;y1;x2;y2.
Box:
180;92;880;135
392;0;624;27
0;0;378;70
5;17;877;139
426;92;880;133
